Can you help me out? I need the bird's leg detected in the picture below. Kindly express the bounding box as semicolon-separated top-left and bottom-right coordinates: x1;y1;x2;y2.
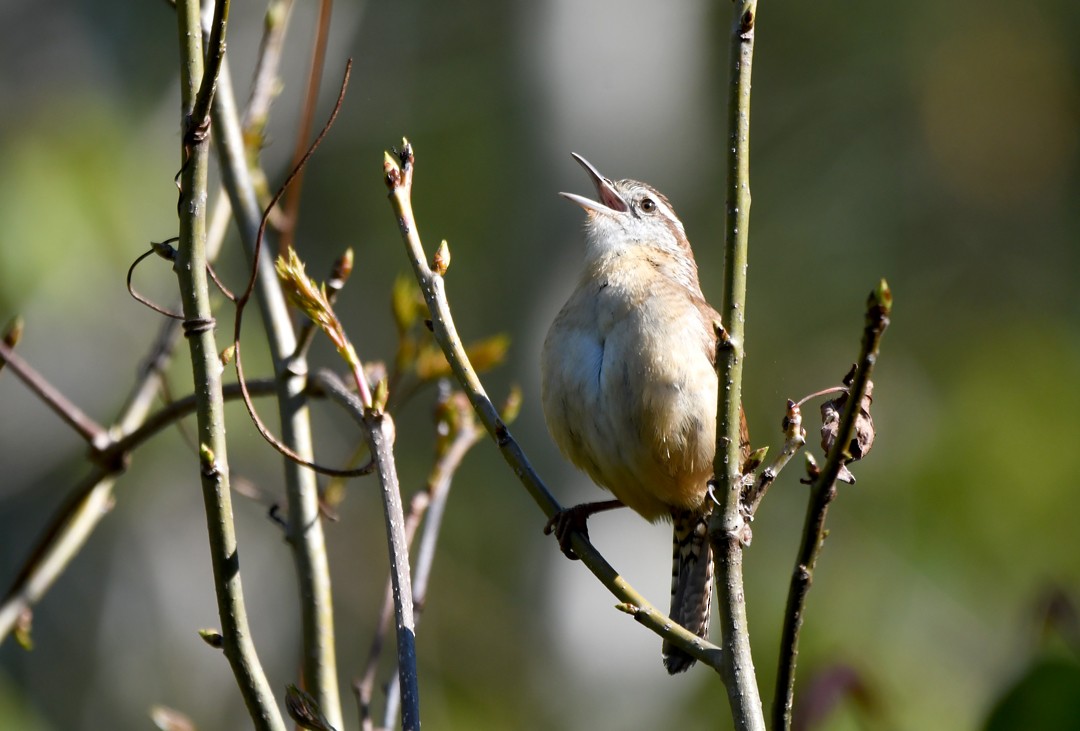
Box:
543;499;625;560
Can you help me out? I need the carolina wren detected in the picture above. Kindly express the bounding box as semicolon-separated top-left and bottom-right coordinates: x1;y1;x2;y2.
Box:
541;153;748;674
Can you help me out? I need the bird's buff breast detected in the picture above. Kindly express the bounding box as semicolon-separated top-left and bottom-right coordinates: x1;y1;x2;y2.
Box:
541;275;718;522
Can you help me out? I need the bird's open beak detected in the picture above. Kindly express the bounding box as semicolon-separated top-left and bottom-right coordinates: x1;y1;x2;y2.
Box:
559;153;629;214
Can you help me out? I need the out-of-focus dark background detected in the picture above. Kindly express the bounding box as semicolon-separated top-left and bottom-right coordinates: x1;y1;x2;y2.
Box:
2;1;1079;729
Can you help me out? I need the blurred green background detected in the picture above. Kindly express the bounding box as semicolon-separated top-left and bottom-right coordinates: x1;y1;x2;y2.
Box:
2;0;1079;729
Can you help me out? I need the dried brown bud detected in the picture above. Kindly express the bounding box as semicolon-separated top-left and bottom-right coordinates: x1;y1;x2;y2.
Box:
819;367;876;484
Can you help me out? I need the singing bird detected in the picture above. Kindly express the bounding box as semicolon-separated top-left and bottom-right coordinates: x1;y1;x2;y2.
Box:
541;153;749;673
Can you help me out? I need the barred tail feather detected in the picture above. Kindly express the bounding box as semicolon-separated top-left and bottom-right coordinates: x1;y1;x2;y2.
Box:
662;508;713;674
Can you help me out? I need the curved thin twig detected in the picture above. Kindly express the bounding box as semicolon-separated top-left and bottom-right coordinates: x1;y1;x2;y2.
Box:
229;61;361;477
127;241;184;319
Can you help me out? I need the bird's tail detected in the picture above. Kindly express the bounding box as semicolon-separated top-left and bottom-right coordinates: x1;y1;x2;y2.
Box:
662;508;713;674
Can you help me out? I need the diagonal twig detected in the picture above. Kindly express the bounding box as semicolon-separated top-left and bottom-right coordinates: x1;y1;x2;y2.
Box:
772;281;891;731
0;340;109;452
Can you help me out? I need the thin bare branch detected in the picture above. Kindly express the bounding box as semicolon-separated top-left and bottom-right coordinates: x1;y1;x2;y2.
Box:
369;395;482;730
744;400;806;516
772;281;891;731
0;340;108;451
314;369;421;731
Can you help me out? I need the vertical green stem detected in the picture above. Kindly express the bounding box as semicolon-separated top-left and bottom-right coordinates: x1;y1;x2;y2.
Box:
175;2;283;729
212;59;342;730
365;414;421;731
710;1;765;730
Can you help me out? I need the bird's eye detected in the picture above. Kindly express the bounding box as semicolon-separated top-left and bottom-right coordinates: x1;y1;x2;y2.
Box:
640;197;657;213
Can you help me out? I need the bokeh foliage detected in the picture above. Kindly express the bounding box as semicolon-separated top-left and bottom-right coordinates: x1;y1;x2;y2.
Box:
1;0;1079;729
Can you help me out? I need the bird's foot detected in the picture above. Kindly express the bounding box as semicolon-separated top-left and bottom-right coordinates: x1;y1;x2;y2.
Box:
543;499;624;560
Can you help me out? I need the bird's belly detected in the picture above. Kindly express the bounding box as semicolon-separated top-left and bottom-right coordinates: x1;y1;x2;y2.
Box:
541;318;717;522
